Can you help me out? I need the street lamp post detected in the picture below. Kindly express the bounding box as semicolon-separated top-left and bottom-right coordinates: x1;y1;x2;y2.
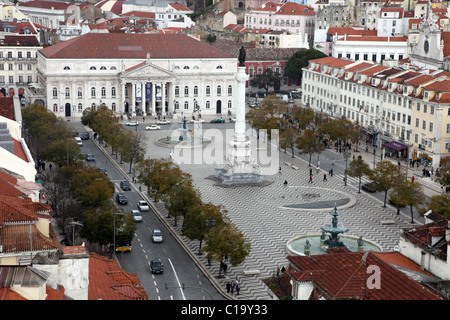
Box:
205;218;215;266
343;146;351;186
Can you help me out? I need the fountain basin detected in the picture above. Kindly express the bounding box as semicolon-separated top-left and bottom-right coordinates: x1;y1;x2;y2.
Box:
286;234;382;256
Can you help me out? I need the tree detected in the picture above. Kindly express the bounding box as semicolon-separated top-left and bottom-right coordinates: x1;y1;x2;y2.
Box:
164;180;202;226
284;49;327;81
369;161;401;207
246;95;284;140
203;218;251;277
346;158;372;193
427;194;450;217
182;202;226;255
389;177;425;223
435;164;450;191
296;129;324;167
249;68;281;93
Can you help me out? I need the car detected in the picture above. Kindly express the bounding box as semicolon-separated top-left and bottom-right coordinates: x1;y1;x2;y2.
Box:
361;183;376;193
137;200;149;212
75;137;83;146
190;119;205;123
120;181;131;191
156;119;170;125
126;121;139;126
150;259;164;274
289;98;295;104
291;88;302;94
80;132;90;140
152;229;163;243
145;124;161;130
116;193;128;205
230;117;236;123
210;118;225;123
86;154;95;162
99;168;107;175
131;209;143;223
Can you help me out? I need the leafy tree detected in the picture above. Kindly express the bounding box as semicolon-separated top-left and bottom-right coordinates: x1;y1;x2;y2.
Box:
319;118;359;146
435;164;450;191
296;129;324;167
164;180;202;226
284;49;327;81
249;68;281;93
246;95;284;140
182;202;226;254
292;106;314;130
389;177;425;223
369;161;401;207
70;166;115;208
427;194;450;217
346;158;372;193
203;218;251;277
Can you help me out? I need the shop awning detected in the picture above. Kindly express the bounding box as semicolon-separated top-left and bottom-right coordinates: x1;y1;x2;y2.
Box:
383;141;407;151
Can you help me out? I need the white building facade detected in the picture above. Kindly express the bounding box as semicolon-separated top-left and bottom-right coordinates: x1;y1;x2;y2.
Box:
36;33;238;120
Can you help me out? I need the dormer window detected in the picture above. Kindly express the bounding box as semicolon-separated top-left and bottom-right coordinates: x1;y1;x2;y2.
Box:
90;66;96;70
64;66;70;70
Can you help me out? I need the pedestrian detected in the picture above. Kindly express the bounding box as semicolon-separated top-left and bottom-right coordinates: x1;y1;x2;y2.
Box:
223;262;228;275
281;266;285;273
236;283;240;295
323;173;327;182
279;166;281;175
308;175;313;183
226;281;231;294
276;266;280;277
310;168;313;176
330;168;333;177
231;280;235;294
316;166;319;173
283;180;288;188
411;176;415;183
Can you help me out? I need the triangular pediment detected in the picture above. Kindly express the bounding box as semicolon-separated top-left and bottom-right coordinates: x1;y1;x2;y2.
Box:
121;61;175;80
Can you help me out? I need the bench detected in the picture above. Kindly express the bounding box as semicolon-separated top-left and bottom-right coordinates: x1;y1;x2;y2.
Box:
291;165;299;170
243;269;261;276
381;220;395;225
284;162;291;166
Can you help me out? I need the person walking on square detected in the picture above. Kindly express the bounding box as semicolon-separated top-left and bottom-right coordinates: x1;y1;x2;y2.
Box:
308;175;313;183
236;283;240;296
283;180;288;188
330;168;333;177
323;173;327;182
226;281;231;294
231;280;235;294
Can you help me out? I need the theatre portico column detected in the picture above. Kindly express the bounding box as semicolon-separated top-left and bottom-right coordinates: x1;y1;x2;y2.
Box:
162;82;166;116
131;82;136;117
142;81;146;115
151;82;156;116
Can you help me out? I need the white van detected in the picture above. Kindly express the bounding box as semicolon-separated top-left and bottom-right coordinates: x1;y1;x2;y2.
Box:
75;137;83;146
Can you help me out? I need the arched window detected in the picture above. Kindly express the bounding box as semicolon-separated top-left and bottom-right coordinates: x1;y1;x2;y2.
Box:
206;101;210;109
90;66;96;70
91;87;96;98
228;100;232;109
77;87;82;98
184;101;189;109
65;87;70;98
78;103;82;112
100;66;106;70
63;66;70;70
206;85;210;97
174;101;179;109
52;87;57;98
194;86;198;97
216;65;223;69
175;86;179;97
112;103;116;111
110;66;117;70
53;103;58;112
111;87;116;98
184;86;189;97
217;85;222;96
101;87;106;98
183;66;190;69
228;85;232;96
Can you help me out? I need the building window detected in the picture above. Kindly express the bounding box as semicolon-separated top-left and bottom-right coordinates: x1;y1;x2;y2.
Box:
206;101;210;109
184;86;189;97
78;87;82;98
175;86;179;97
78;103;83;112
112;103;116;111
228;85;232;96
111;87;116;98
53;104;58;112
65;87;70;98
429;122;433;132
194;86;198;97
206;85;210;96
91;87;96;98
53;87;58;98
228;100;232;109
184;101;189;109
101;87;106;98
217;85;222;96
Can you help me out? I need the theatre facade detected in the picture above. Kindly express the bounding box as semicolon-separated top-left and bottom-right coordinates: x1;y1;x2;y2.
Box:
36;33;238;120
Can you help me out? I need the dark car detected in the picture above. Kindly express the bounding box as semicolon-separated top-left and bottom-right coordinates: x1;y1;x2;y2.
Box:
210;118;225;123
120;181;131;191
116;193;128;205
150;259;164;274
99;168;107;175
86;154;95;162
80;132;90;140
361;183;376;193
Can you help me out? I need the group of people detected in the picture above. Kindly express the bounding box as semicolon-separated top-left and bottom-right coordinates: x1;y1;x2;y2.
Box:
225;278;241;296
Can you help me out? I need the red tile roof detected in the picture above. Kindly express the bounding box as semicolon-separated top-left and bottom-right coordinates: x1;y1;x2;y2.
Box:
169;3;193;11
39;33;234;60
287;251;444;300
88;253;148;300
0;96;15;120
327;27;378;36
423;79;450;92
275;2;315;16
19;0;71;10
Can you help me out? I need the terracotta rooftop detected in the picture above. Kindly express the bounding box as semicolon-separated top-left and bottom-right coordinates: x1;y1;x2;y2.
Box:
39;33;234;60
423;79;450;92
18;0;71;10
287;251;444;300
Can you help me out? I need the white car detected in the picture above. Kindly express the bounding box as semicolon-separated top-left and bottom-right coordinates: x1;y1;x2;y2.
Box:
146;124;161;130
126;121;138;126
131;209;143;223
291;88;302;94
156;119;170;125
137;200;149;212
190;119;205;123
152;229;163;243
74;137;83;146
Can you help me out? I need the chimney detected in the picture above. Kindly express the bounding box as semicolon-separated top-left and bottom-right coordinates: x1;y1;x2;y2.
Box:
420;251;426;271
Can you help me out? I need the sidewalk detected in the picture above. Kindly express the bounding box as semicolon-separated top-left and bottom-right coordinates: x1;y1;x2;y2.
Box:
335;144;443;198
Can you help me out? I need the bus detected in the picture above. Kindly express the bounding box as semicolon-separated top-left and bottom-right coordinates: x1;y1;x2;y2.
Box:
115;237;132;253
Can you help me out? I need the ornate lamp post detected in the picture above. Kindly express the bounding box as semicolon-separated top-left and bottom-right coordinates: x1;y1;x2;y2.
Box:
343;146;351;186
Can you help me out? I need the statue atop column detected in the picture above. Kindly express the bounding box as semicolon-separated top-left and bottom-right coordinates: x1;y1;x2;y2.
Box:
238;46;246;67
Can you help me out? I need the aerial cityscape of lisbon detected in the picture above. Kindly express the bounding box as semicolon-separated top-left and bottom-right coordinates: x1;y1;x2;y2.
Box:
0;0;449;308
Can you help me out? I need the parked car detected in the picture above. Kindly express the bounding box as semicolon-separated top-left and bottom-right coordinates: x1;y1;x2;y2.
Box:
86;154;95;162
75;137;83;146
138;200;149;212
289;98;295;104
152;229;163;243
150;259;164;274
361;183;376;193
210;118;225;123
145;124;161;130
80;132;90;140
126;121;139;126
131;209;143;223
156;119;170;125
116;193;128;205
99;168;107;175
120;181;131;191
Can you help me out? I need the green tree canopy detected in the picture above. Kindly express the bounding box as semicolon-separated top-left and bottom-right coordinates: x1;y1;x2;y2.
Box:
283;49;327;80
389;177;425;223
347;158;372;193
369;161;402;207
249;68;281;93
296;129;324;167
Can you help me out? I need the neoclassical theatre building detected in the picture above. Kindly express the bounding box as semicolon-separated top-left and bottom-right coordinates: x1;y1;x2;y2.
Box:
36;33;238;119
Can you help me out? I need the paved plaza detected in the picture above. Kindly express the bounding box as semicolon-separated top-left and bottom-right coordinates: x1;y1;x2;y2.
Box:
96;122;442;300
